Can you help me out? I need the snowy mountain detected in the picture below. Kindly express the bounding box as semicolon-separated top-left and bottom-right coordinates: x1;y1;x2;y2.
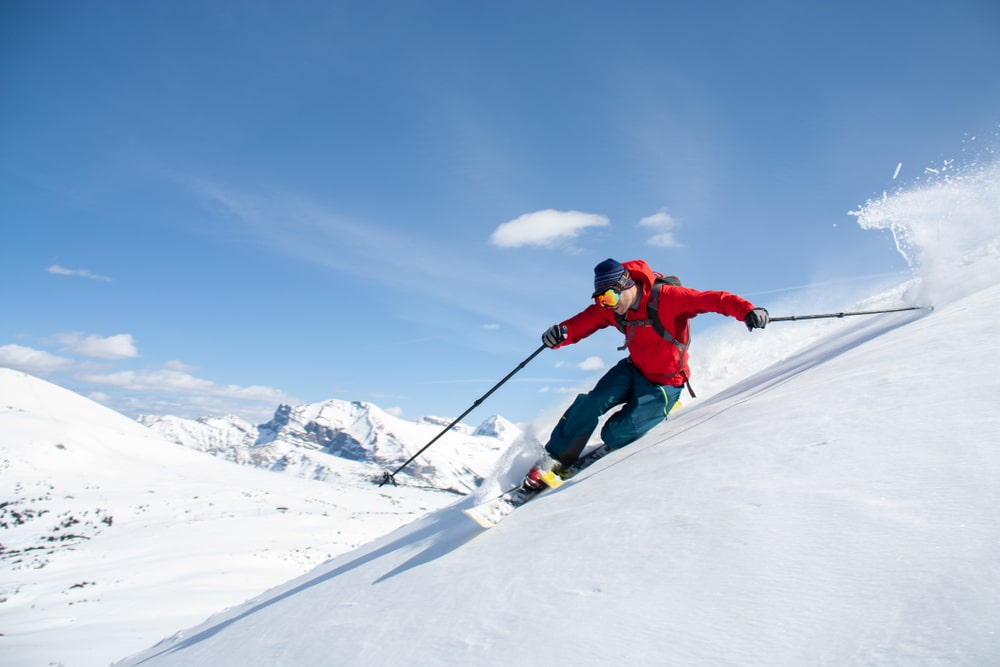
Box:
139;400;521;493
0;371;522;667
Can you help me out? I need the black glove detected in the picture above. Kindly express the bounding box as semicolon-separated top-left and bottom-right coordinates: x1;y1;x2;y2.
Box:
744;308;769;331
542;324;567;348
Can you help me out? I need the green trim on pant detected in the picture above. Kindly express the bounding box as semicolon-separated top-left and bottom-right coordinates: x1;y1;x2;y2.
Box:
544;358;683;466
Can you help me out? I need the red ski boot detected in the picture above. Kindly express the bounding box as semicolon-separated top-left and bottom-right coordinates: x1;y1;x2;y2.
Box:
521;457;563;491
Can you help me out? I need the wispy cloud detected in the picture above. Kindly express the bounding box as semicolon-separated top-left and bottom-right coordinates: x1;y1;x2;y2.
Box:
188;179;389;276
53;333;139;360
183;177;546;336
0;341;291;420
490;209;610;248
0;344;75;375
638;209;684;248
78;367;289;403
47;265;113;282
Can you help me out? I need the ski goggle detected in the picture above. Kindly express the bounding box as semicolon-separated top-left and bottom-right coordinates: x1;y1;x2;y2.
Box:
593;288;621;308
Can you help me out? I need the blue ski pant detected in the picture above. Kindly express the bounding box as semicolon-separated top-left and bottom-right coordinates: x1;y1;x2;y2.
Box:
544;358;683;466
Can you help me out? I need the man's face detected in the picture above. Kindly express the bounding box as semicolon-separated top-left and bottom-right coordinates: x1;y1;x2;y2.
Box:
614;285;638;315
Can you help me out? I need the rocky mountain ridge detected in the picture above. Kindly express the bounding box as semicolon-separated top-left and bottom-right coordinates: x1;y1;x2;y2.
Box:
139;399;523;493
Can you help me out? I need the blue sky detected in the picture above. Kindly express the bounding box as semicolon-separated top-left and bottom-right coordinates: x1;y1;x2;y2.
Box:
2;0;998;425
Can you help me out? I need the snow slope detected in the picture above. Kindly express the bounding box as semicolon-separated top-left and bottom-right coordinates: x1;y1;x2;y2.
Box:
117;282;1000;666
0;372;481;667
116;156;1000;666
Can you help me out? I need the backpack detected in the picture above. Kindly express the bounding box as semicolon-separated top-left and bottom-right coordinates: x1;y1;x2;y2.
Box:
614;273;696;398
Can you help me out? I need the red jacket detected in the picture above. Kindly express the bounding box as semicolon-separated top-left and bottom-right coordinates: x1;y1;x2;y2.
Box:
556;260;755;386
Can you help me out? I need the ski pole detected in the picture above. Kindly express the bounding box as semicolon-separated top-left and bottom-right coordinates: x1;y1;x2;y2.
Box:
769;305;930;323
378;344;548;488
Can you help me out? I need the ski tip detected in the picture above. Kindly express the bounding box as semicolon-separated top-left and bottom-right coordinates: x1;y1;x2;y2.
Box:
462;507;496;529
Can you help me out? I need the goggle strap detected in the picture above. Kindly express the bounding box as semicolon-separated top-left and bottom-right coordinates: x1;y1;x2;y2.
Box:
593;270;631;298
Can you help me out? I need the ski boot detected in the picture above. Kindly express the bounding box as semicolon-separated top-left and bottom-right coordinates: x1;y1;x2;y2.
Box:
521;456;564;491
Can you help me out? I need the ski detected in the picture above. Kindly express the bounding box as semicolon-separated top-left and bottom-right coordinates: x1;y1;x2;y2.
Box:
462;486;540;528
462;444;613;529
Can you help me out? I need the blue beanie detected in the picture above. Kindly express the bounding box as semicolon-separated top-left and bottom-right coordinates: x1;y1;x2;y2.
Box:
593;258;633;294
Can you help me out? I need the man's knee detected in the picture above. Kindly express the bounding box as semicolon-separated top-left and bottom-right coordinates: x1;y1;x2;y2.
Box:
601;426;638;450
600;392;670;449
600;416;651;450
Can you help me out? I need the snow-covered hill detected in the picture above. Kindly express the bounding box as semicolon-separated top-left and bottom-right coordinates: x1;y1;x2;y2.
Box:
116;279;1000;667
0;371;520;667
139;400;520;493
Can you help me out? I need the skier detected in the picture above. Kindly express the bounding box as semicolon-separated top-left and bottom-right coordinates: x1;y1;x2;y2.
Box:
522;258;769;490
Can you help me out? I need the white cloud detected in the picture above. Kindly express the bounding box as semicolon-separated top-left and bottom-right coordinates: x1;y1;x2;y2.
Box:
86;391;113;406
0;344;75;375
84;369;213;393
54;333;139;360
164;359;199;372
481;323;501;330
638;209;684;248
577;356;606;371
47;265;112;282
490;209;610;248
0;335;290;421
79;367;289;404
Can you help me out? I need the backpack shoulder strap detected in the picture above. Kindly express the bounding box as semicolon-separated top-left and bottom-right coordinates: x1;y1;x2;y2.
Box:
645;284;685;351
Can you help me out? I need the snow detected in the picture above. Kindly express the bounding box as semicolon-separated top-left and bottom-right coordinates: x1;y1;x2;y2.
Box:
115;285;1000;667
0;375;474;666
4;158;1000;666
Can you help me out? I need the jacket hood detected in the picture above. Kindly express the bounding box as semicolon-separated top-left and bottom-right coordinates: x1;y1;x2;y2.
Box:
621;259;656;288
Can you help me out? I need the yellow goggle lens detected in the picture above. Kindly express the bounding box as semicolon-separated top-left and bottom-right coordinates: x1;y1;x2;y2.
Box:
594;288;620;308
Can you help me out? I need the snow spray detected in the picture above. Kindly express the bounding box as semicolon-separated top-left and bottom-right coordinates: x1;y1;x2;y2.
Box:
851;141;1000;307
